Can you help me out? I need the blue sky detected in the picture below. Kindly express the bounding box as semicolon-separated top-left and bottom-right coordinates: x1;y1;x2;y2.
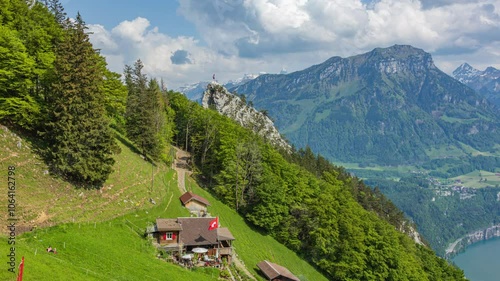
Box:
64;0;198;39
60;0;500;89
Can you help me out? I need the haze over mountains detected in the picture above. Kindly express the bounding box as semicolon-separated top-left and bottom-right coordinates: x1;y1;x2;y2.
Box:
231;45;500;165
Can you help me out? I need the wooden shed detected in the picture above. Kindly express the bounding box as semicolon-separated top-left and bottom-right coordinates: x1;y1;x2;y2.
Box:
179;191;210;215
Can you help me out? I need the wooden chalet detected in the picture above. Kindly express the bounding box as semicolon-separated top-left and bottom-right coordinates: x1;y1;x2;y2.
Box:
152;217;235;263
257;260;300;281
179;191;210;216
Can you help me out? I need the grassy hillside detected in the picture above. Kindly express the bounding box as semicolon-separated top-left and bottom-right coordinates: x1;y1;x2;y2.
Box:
0;125;327;280
0;125;175;230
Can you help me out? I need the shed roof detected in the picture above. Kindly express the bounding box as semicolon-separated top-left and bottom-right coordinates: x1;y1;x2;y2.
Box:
179;191;210;206
156;219;182;231
257;260;300;281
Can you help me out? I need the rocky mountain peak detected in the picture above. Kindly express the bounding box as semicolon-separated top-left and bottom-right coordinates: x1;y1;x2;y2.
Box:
453;63;481;83
484;66;500;77
452;63;500;107
365;45;435;74
202;82;291;151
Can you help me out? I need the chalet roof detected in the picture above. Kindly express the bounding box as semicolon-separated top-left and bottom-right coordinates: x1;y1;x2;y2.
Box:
175;217;231;246
156;219;182;232
154;217;235;246
257;260;300;281
179;191;210;206
217;227;235;241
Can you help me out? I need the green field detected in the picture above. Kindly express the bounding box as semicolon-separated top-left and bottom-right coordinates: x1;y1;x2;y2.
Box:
424;145;466;159
451;170;500;189
0;126;327;281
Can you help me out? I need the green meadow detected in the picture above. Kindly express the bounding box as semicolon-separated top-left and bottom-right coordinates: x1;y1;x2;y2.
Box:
451;170;500;189
0;127;326;280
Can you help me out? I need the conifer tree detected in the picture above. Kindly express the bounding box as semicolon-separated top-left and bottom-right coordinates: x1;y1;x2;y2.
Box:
41;0;66;24
124;61;166;160
44;13;116;187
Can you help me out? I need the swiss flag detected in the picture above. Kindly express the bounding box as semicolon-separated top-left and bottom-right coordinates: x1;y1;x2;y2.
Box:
208;217;218;231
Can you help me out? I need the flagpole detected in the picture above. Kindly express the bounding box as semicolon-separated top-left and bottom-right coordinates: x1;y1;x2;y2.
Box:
17;256;24;281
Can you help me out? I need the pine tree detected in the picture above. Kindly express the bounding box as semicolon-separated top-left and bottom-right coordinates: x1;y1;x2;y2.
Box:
41;0;66;24
44;13;116;187
124;61;166;160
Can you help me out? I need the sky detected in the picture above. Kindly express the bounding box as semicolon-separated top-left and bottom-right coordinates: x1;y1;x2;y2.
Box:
62;0;500;89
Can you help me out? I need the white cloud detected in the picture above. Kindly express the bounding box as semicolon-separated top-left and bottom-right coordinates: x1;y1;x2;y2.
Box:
88;18;210;88
111;17;150;42
179;0;500;59
88;24;118;51
89;0;500;88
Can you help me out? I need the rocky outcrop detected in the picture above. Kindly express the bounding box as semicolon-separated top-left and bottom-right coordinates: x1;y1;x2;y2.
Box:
445;224;500;258
407;225;425;246
202;82;291;151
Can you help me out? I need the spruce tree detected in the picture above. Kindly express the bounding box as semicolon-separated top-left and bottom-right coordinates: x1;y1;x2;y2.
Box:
44;13;115;187
124;61;166;160
41;0;66;24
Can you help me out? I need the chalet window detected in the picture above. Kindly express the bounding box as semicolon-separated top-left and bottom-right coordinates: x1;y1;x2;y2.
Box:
166;232;173;240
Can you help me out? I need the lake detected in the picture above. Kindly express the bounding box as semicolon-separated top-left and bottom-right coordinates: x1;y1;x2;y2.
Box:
452;238;500;281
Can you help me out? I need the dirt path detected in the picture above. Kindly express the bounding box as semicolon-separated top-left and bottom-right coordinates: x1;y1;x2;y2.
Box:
172;147;192;193
171;147;255;280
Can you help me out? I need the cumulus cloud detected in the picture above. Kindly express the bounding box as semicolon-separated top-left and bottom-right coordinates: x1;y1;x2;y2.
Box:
88;17;215;88
177;0;500;67
88;0;500;88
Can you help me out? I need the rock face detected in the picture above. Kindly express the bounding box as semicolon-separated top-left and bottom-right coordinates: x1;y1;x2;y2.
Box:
445;224;500;257
202;82;291;151
452;63;500;108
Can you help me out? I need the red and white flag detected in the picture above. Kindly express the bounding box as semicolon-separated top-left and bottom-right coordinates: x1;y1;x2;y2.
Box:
208;217;218;231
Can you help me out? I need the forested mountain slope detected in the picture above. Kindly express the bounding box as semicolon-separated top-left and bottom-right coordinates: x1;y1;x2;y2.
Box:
169;91;465;280
233;45;500;166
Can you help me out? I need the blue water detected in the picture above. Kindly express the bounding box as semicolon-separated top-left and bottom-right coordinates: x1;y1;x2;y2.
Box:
452;238;500;281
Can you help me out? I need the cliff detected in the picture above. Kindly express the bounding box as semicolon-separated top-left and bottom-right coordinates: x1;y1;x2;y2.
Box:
445;224;500;257
202;82;291;151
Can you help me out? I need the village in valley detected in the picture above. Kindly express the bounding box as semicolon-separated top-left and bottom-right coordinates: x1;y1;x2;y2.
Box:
409;170;500;202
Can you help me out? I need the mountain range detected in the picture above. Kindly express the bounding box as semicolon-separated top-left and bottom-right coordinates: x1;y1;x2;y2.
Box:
176;73;260;102
231;45;500;166
453;63;500;108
